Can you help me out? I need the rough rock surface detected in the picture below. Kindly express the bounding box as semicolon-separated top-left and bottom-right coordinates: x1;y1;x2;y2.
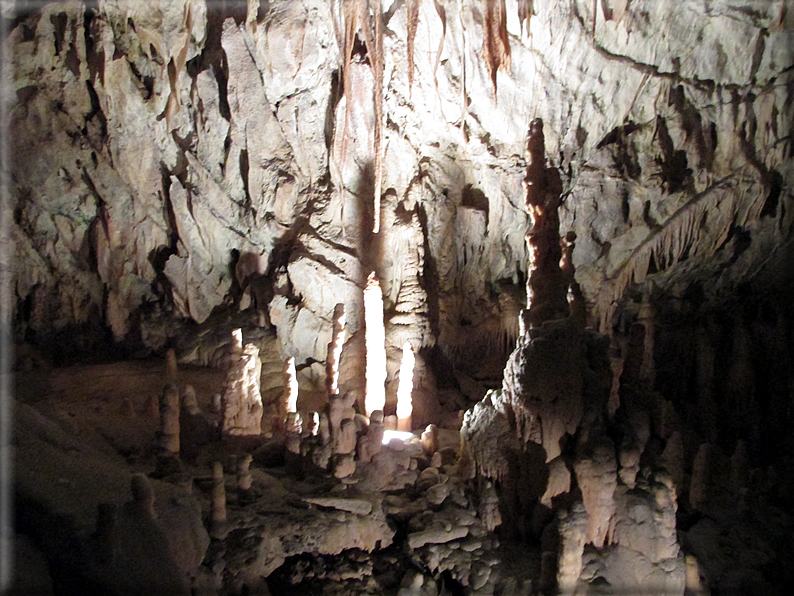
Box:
5;1;794;594
9;0;791;379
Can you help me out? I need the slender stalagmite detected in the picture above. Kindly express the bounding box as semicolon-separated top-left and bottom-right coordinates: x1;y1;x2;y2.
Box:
365;273;387;416
326;303;346;397
396;342;415;431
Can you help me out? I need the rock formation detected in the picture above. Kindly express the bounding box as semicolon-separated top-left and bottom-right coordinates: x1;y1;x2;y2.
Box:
210;461;227;539
6;0;794;593
523;118;569;326
158;383;181;453
220;330;264;436
326;304;347;397
461;121;687;593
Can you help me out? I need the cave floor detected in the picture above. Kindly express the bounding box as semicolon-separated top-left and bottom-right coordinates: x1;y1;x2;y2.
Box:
10;359;541;595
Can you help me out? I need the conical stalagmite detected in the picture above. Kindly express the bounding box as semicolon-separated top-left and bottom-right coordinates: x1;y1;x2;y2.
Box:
326;303;346;397
210;461;227;538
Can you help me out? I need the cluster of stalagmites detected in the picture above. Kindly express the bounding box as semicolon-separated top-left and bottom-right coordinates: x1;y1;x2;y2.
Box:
102;121;716;594
136;306;565;594
460;120;692;595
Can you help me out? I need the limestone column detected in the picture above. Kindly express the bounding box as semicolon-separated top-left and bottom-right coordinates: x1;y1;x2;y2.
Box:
326;303;346;397
221;330;264;436
523;118;569;326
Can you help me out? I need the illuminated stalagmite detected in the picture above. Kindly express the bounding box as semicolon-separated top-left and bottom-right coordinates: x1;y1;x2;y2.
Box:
221;330;264;436
326;303;346;396
396;342;415;431
280;357;299;421
365;273;387;417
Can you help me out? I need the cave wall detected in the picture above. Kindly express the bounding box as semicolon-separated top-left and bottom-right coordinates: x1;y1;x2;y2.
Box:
5;0;793;377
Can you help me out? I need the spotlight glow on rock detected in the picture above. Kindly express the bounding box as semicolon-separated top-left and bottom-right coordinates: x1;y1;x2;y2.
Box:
396;342;414;431
285;356;298;414
382;429;414;445
364;273;386;417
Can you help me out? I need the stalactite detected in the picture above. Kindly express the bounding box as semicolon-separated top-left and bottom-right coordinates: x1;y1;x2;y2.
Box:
432;0;446;88
371;0;384;233
594;167;768;332
613;0;629;24
340;0;385;233
517;0;533;37
406;0;422;93
480;0;511;96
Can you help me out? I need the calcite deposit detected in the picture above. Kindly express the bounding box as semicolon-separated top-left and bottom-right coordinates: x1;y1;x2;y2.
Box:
6;0;794;595
220;330;264;436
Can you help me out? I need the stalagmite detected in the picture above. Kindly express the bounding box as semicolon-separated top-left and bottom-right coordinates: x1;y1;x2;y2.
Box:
421;424;439;456
523;118;569;326
333;417;357;478
180;384;215;461
285;412;303;456
221;330;264;436
210;461;227;538
165;347;178;381
478;480;502;532
326;303;346;397
281;356;299;420
328;394;347;441
365;272;387;417
367;410;384;453
131;473;156;518
159;383;180;456
181;385;200;415
336;418;357;455
334;453;356;479
396;342;415;432
557;503;588;596
690;443;713;511
306;411;320;436
237;453;253;492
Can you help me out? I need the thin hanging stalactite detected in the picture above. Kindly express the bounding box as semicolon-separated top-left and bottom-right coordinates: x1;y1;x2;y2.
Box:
339;0;385;234
372;0;384;234
432;0;447;89
407;0;422;94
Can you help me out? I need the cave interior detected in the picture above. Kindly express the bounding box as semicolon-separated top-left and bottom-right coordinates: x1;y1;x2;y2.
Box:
3;0;794;595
